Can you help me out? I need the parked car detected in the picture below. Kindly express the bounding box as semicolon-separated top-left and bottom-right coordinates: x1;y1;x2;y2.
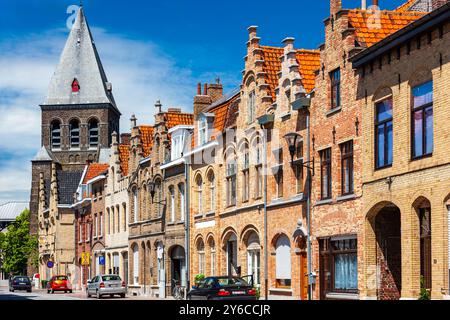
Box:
187;276;257;300
86;274;126;299
47;275;72;294
9;276;32;293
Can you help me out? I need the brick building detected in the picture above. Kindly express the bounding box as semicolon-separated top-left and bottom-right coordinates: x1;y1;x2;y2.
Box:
30;7;120;278
104;132;130;284
72;163;108;289
351;2;450;299
127;104;193;297
187;25;320;300
309;0;444;300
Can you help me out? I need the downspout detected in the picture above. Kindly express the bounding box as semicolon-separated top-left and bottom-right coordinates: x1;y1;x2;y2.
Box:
260;123;268;300
184;160;190;298
306;112;313;300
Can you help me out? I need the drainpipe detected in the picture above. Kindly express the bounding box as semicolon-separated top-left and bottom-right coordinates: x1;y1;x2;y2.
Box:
184;160;190;298
306;112;313;300
260;123;269;300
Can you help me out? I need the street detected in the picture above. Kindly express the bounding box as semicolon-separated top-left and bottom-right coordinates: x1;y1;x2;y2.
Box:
0;286;168;300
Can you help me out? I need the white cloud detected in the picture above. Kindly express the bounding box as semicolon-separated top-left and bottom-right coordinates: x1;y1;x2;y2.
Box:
0;26;236;203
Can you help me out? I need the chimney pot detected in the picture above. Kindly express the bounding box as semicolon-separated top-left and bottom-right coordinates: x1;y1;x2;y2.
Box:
197;83;201;95
203;83;208;95
372;0;379;7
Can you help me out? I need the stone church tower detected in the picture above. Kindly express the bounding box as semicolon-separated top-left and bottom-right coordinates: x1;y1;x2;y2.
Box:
29;7;120;275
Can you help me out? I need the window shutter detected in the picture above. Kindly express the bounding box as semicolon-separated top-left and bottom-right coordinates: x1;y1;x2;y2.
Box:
275;235;291;280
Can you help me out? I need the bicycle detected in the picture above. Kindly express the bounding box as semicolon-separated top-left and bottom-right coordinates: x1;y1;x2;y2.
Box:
172;279;185;300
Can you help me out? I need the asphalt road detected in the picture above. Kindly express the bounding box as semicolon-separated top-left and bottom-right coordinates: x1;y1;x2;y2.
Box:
0;286;162;300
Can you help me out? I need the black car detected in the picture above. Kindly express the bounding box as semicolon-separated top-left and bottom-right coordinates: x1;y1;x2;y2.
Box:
187;276;257;300
9;276;32;293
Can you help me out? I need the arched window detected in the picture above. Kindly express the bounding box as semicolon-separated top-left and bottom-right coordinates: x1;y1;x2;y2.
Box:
178;183;185;221
195;175;203;214
275;235;291;288
50;120;61;150
247;90;256;124
254;136;263;198
225;151;237;206
208;237;216;276
169;186;175;222
197;239;205;276
241;142;250;202
89;119;99;148
154;179;162;217
207;171;215;212
71;78;80;93
132;244;139;285
246;232;261;286
69;119;80;149
133;188;139;223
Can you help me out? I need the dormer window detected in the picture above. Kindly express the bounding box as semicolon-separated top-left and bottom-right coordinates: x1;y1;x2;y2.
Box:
72;78;80;93
198;115;207;145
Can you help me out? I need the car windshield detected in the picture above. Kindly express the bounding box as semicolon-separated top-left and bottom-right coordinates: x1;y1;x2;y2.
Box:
55;276;67;280
15;277;30;283
217;277;249;287
102;275;121;281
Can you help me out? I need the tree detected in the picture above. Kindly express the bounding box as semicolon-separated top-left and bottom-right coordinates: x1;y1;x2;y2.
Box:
0;209;38;275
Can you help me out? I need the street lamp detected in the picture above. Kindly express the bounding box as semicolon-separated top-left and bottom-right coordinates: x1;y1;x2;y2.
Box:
284;132;314;300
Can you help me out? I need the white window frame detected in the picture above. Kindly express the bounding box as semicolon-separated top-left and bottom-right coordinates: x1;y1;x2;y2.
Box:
247;90;256;124
170;187;175;222
179;184;185;221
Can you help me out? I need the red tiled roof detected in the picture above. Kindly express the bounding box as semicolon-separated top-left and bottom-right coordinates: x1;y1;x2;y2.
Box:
348;9;426;47
118;144;129;176
296;49;321;93
164;112;194;129
83;163;109;184
139;125;154;157
261;46;283;100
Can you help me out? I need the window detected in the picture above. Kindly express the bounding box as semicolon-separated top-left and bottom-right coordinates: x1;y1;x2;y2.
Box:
196;176;203;214
132;245;139;285
198;115;207;146
330;68;341;109
94;214;98;239
295;162;303;194
71;78;80;93
275;235;291;288
169;186;175;222
50;120;61;149
86;223;90;242
79;222;83;243
319;237;357;297
247;232;261;286
89;119;99;148
320;148;332;200
111;207;115;234
412;81;433;159
133;188;138;223
69;120;80;149
226;155;237;206
419;207;432;290
178;184;185;221
340;141;354;195
242;143;250;202
375;98;393;169
207;172;215;212
154;180;162;217
197;240;205;275
274;148;283;198
247;90;256;123
255;137;263;199
99;213;103;237
209;239;216;276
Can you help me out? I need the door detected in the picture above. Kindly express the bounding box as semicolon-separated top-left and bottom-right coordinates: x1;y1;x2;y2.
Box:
300;252;308;300
123;254;128;285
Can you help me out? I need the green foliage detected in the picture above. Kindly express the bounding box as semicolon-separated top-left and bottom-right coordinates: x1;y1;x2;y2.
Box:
0;209;38;275
194;274;205;285
41;280;49;288
255;286;261;300
418;276;431;300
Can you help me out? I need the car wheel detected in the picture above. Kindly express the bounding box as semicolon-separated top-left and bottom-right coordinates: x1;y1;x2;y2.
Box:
69;290;73;294
11;289;14;293
51;289;54;294
64;291;67;293
96;290;101;299
86;290;90;298
120;293;125;298
47;290;50;294
27;290;32;293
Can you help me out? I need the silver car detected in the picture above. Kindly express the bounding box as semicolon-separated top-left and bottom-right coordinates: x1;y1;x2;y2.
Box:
86;274;127;299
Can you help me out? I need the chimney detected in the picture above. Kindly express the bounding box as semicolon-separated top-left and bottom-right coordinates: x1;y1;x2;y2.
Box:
203;83;208;95
155;100;162;113
372;0;379;8
197;82;202;95
207;82;223;103
120;133;131;145
130;114;137;129
193;83;212;118
330;0;342;15
362;0;367;9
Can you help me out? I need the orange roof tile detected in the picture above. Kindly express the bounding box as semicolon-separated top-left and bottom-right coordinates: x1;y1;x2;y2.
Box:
296;49;321;93
348;9;425;47
261;46;284;100
139;125;154;157
164;112;194;129
83;163;109;184
396;0;418;12
118;144;130;176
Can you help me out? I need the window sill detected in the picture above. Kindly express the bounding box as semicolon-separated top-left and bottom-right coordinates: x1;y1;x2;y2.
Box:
325;292;359;300
336;194;356;202
315;198;333;206
326;106;342;117
194;213;203;219
269;287;292;293
375;164;392;171
411;153;433;161
205;211;215;217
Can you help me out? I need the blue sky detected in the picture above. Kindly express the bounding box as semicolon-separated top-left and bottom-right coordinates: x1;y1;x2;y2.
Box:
0;0;407;203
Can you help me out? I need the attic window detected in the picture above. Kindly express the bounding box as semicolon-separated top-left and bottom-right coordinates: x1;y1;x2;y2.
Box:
72;78;80;93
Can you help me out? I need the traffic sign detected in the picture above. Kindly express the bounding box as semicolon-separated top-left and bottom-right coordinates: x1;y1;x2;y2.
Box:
81;252;90;266
99;256;105;265
47;261;54;268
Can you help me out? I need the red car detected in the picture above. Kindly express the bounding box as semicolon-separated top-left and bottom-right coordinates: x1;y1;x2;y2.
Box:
47;275;73;294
